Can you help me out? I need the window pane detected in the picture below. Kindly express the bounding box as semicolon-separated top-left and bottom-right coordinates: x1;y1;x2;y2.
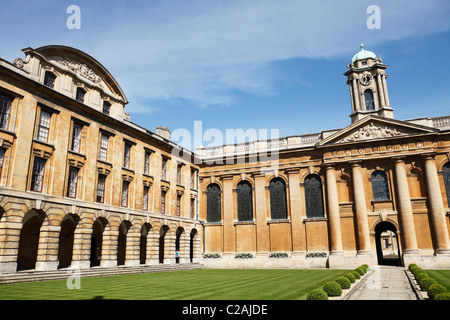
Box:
143;186;149;211
96;174;106;202
304;174;324;218
190;198;195;218
237;181;253;221
144;152;150;175
71;124;82;153
162;159;167;180
124;143;131;168
0;94;12;130
76;88;86;103
44;72;55;88
102;101;111;115
99;134;108;161
161;190;166;214
37;110;51;142
269;178;287;220
371;171;390;201
364;89;375;110
207;183;221;222
121;181;129;207
31;158;46;192
67;166;79;198
176;195;181;216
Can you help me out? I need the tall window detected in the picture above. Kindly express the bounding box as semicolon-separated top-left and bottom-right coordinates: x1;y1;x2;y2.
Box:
144;151;150;175
191;169;196;189
123;142;131;168
371;170;390;201
143;186;150;211
443;162;450;206
364;89;375;110
96;174;106;203
237;181;253;222
43;71;56;88
206;183;221;222
162;158;167;180
177;164;182;185
269;178;287;220
0;93;12;130
99;133;108;161
121;181;129;207
304;174;324;218
76;88;86;103
71;123;82;153
36;110;51;142
0;148;5;176
67;166;79;198
31;158;46;192
102;101;111;115
176;195;181;216
190;198;195;218
161;190;166;214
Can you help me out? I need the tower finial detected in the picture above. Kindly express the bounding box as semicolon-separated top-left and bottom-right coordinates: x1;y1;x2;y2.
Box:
360;43;364;50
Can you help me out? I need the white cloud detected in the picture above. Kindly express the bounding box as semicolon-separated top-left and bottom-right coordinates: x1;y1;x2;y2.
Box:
70;0;450;112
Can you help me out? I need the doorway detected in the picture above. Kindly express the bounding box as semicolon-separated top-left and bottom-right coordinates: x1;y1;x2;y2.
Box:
375;221;401;266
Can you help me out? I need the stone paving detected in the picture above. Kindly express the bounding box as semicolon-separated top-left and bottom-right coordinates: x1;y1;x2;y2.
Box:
346;265;417;300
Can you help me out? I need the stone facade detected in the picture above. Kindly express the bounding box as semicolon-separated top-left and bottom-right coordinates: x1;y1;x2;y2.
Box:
0;44;449;274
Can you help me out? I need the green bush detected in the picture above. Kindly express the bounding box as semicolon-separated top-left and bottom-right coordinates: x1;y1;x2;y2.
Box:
307;289;328;300
414;272;429;283
322;281;342;297
361;264;369;272
418;277;437;291
334;276;351;290
434;293;450;300
355;267;365;275
344;272;356;283
427;284;447;300
408;263;419;272
352;270;361;279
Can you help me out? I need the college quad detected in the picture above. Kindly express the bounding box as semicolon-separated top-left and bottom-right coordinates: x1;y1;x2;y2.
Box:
0;44;449;275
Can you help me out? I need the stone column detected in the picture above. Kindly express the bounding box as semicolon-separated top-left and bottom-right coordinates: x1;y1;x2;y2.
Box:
325;165;344;254
382;74;390;107
352;78;361;111
376;74;385;108
393;158;419;254
422;155;450;254
287;169;306;254
254;173;269;254
222;175;235;254
351;162;372;255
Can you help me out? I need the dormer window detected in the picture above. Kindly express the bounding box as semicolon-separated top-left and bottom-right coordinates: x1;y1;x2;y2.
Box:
76;87;86;103
43;71;56;88
102;101;111;115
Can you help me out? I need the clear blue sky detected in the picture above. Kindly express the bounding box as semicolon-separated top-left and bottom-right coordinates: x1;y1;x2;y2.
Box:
1;0;450;151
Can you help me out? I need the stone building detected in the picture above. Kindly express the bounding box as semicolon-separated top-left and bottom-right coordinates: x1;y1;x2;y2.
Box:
0;44;449;273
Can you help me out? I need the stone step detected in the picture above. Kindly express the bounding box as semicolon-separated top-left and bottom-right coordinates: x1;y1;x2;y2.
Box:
0;263;204;285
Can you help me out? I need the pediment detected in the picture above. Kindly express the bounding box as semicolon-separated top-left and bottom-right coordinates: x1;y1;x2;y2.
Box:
317;115;438;147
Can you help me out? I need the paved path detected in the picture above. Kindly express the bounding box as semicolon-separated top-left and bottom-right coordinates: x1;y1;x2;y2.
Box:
346;266;417;300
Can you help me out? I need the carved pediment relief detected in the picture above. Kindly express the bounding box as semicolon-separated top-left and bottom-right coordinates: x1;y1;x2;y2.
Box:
55;58;104;88
317;115;438;147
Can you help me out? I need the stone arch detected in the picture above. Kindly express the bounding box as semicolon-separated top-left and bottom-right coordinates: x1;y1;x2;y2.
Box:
374;220;401;266
57;214;80;269
117;220;132;266
140;222;152;265
90;217;108;267
17;209;46;271
175;226;185;264
189;228;199;263
159;224;170;264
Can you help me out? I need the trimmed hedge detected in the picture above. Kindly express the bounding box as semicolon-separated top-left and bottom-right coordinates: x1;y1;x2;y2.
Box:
335;276;351;290
414;272;429;283
418;277;437;291
322;281;342;297
355;267;365;276
427;284;447;300
307;289;328;300
344;272;356;283
434;292;450;300
352;270;361;279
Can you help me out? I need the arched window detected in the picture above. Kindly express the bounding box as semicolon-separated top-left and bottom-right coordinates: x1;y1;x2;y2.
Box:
269;178;287;220
364;89;375;110
237;181;253;221
443;162;450;206
371;170;390;201
206;183;221;222
304;174;325;218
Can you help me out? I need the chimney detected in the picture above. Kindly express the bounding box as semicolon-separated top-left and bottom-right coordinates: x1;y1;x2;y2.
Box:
156;125;171;140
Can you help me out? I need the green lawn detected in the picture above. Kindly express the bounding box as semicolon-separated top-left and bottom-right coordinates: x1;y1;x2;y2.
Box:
425;270;450;291
0;269;349;300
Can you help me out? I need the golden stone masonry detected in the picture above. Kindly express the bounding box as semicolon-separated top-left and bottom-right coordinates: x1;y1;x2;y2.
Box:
0;44;449;273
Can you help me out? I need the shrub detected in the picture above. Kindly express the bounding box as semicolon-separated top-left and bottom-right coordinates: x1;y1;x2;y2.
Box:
355;267;365;275
361;264;369;272
344;273;356;283
322;281;342;297
414;272;429;283
307;289;328;300
418;277;437;291
335;276;351;290
434;293;450;300
427;284;447;300
408;263;419;272
352;270;361;279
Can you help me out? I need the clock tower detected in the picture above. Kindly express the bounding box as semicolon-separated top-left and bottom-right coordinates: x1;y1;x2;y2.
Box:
345;44;394;123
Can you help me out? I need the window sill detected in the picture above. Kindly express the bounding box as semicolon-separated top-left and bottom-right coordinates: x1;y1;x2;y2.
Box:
267;219;290;224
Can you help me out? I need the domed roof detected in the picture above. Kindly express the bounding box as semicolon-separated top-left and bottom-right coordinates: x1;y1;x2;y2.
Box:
352;44;377;63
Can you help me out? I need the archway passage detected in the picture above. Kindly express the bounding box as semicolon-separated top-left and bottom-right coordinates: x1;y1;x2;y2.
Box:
90;218;105;267
117;221;131;266
140;223;151;265
190;229;198;263
375;221;401;266
17;211;45;271
57;216;77;269
159;225;169;264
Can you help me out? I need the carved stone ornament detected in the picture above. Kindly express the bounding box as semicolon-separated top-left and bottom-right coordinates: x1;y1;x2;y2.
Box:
56;58;103;87
337;122;411;143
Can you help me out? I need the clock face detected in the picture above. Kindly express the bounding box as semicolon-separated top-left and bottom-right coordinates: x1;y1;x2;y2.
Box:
361;73;372;86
